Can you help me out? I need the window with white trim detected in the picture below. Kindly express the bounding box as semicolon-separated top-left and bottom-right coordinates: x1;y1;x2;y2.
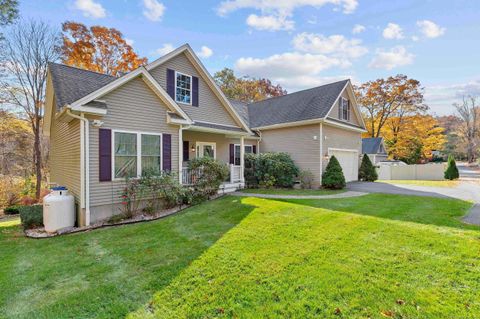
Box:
234;144;253;166
340;97;350;121
175;72;192;104
113;131;162;178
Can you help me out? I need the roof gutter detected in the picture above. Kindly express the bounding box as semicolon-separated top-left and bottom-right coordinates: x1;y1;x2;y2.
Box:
65;107;91;226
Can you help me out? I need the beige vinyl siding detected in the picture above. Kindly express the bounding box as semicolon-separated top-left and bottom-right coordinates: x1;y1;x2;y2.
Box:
88;77;179;211
329;88;361;126
322;124;362;175
149;52;239;127
182;131;256;164
259;124;321;187
49;103;81;202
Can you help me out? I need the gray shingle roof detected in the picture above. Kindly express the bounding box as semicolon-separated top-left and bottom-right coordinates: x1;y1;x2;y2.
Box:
246;79;349;128
362;138;385;154
49;63;116;110
192;121;246;133
229;99;249;127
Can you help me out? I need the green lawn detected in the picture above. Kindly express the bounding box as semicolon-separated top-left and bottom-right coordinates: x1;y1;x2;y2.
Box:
240;188;345;195
378;180;459;188
1;194;479;318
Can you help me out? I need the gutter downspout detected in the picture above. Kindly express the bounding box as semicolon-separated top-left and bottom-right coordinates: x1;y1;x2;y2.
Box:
66;108;90;226
320;122;323;185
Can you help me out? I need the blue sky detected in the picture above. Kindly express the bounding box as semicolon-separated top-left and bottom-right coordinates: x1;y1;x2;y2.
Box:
20;0;480;115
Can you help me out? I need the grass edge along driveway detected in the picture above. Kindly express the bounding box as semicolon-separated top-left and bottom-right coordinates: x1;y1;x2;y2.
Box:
1;194;479;319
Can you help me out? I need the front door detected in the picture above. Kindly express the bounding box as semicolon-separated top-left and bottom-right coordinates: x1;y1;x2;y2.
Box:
196;142;216;159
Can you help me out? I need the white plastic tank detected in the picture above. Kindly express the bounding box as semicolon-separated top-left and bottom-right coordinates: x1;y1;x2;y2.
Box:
43;186;75;233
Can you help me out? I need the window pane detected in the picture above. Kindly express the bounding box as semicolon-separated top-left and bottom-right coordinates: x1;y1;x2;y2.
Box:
234;145;240;165
175;73;191;104
204;145;214;158
115;156;137;178
142;156;161;175
245;145;253;154
141;134;161;175
114;132;137;178
142;135;161;156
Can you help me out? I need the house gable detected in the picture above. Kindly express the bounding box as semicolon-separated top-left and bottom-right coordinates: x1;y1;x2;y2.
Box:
147;47;250;131
326;81;364;128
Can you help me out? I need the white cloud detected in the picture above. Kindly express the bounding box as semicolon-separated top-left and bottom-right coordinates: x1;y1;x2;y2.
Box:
246;14;294;31
382;23;404;39
74;0;106;19
292;32;368;60
234;52;348;90
197;46;213;58
368;46;414;70
155;43;174;56
217;0;358;16
125;38;134;46
411;35;419;42
352;24;365;34
417;20;446;38
217;0;357;31
143;0;165;22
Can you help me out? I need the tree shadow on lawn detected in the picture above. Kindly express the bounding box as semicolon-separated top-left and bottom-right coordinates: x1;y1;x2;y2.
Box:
274;193;478;231
0;197;257;319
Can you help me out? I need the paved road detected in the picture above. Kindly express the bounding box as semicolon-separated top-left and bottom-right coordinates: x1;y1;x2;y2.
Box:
458;163;480;179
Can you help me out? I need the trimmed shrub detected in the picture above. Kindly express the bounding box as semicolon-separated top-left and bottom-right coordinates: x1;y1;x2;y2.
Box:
322;156;346;189
4;205;21;215
444;154;459;180
245;152;299;188
359;154;378;182
19;205;43;229
299;170;315;189
189;157;229;202
140;171;183;213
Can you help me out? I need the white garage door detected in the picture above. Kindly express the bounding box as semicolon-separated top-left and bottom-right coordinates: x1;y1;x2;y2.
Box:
329;149;359;182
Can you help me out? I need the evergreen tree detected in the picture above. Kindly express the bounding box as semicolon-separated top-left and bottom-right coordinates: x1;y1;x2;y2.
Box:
359;154;378;181
444;154;459;180
322;156;346;189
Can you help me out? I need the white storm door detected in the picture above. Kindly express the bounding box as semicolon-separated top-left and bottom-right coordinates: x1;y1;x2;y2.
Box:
196;142;216;159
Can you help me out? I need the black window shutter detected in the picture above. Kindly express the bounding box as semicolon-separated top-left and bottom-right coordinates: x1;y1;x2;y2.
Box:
99;128;112;182
163;134;172;172
229;144;234;164
166;69;175;99
347;100;351;121
183;140;189;161
338;98;342;119
192;76;199;106
252;145;257;154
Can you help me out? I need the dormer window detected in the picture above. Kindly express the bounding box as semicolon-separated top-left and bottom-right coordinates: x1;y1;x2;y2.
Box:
340;97;350;121
175;72;192;104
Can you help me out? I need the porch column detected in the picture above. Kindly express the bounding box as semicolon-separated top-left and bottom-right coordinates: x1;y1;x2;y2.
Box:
178;126;183;184
240;136;245;182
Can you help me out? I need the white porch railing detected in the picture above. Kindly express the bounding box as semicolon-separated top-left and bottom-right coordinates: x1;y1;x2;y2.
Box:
230;164;242;183
181;165;242;185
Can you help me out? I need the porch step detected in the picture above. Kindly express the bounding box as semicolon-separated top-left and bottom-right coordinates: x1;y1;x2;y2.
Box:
218;182;244;194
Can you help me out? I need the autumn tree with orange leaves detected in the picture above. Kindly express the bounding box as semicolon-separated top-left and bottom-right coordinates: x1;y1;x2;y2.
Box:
355;75;427;138
61;21;147;76
213;68;287;103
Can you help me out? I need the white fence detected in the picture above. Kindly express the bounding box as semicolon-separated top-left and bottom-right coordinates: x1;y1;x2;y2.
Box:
182;164;242;185
377;163;445;181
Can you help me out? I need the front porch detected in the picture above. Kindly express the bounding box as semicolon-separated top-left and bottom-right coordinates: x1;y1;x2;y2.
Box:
178;124;258;191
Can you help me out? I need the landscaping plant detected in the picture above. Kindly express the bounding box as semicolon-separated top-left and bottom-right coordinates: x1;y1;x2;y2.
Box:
245;152;299;188
4;205;21;215
359;154;378;182
119;177;144;218
322;155;346;189
444;154;459;180
189;157;229;202
19;204;43;229
299;170;315;189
